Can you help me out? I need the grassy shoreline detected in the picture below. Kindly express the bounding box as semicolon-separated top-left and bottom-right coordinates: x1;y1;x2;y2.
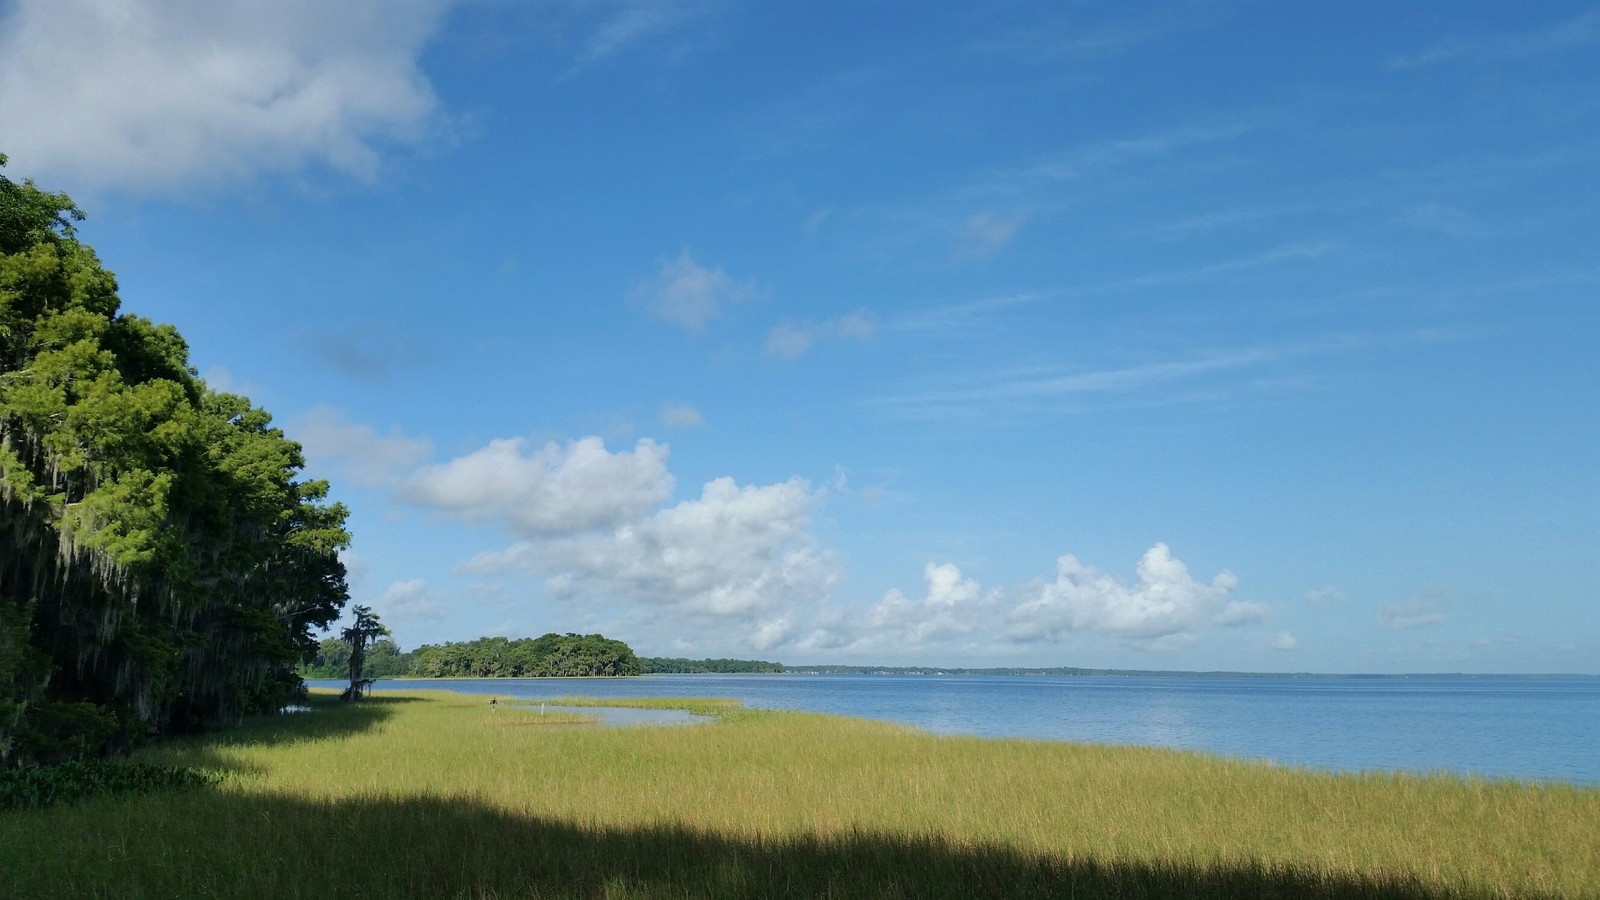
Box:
4;689;1595;898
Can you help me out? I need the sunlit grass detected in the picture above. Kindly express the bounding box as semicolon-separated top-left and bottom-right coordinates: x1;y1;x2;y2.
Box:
3;688;1594;898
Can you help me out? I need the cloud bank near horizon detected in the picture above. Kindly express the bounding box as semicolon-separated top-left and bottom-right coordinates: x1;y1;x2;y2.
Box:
293;411;1271;657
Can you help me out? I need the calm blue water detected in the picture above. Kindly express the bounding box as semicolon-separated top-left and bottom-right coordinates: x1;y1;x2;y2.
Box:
317;674;1600;786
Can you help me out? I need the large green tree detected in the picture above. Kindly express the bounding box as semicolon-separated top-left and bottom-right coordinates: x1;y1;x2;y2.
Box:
0;155;350;767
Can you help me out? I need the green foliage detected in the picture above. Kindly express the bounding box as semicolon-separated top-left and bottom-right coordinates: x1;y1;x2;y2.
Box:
0;598;49;762
339;605;388;701
360;639;412;678
0;759;219;811
412;633;641;678
298;635;412;680
297;638;342;679
0;155;350;767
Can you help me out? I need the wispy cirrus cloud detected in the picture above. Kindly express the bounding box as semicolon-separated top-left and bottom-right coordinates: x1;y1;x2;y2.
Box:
1140;205;1299;241
764;309;875;360
956;211;1026;259
1306;586;1343;605
1388;10;1600;68
576;0;705;65
999;119;1260;186
843;115;1270;263
883;292;1048;336
288;406;434;488
866;333;1370;423
630;251;763;332
660;404;705;429
1378;598;1448;631
975;16;1177;61
1064;241;1339;295
868;323;1480;425
1393;202;1484;238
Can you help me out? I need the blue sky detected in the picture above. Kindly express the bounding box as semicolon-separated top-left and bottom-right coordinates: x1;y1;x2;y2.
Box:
2;1;1595;672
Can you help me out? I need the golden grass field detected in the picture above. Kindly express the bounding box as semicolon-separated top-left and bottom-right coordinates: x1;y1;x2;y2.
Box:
3;688;1595;898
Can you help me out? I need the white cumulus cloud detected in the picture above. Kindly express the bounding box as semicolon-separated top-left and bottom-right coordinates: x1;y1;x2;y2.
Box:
285;412;845;654
1215;600;1273;626
375;578;452;623
630;251;761;332
538;476;840;649
0;0;454;193
1007;543;1238;644
861;562;996;646
1270;631;1299;651
402;436;674;536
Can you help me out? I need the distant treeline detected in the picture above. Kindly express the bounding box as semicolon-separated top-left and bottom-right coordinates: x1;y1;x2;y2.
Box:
298;639;795;679
785;665;1322;677
786;665;1106;676
300;638;413;680
297;643;1328;683
299;633;641;678
639;657;785;674
302;637;1313;682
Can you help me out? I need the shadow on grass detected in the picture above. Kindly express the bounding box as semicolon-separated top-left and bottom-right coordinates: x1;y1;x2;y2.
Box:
5;791;1482;900
137;695;418;776
240;693;418;744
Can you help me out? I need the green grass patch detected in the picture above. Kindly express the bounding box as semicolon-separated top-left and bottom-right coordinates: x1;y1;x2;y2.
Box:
3;689;1595;898
0;759;221;811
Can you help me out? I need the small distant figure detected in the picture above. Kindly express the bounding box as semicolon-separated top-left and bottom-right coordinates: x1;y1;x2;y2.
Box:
490;696;497;712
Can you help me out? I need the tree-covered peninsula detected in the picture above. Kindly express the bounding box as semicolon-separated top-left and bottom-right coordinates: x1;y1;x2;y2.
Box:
299;633;642;678
297;635;793;679
0;157;350;768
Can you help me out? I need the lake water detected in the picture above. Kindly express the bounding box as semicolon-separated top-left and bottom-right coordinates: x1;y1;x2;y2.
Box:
320;674;1600;786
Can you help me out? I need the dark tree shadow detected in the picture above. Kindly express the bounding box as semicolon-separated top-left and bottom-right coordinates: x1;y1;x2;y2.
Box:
136;693;419;776
4;791;1509;899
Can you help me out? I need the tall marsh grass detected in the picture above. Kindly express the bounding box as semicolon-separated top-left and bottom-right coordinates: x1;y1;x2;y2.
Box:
3;688;1594;898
